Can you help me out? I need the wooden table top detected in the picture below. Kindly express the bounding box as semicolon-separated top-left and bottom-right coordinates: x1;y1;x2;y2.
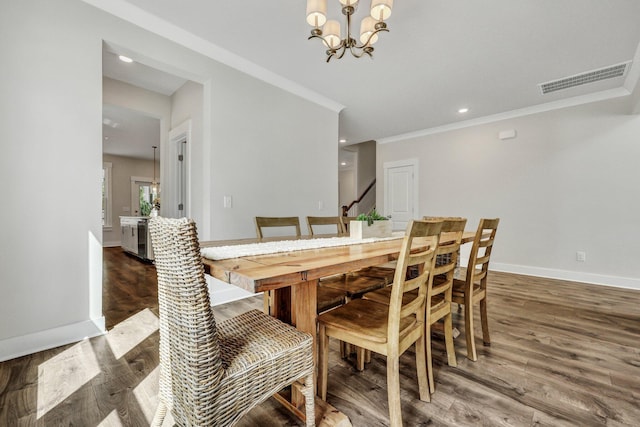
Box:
202;231;476;293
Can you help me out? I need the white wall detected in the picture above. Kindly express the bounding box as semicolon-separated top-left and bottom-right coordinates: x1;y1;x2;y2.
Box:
0;0;339;361
377;96;640;289
356;141;377;196
355;141;377;215
207;68;338;239
0;0;105;360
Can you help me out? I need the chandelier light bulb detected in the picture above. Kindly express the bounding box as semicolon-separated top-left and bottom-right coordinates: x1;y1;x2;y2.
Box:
306;0;327;27
323;20;342;48
339;0;359;6
370;0;393;21
360;16;379;45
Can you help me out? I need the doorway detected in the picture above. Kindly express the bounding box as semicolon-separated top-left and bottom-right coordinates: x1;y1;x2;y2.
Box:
383;159;419;231
130;177;155;216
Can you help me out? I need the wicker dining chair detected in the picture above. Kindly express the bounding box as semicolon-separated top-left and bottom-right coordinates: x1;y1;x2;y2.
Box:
317;219;443;427
149;217;315;427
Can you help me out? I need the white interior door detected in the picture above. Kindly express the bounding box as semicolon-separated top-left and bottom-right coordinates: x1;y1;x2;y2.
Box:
384;159;418;231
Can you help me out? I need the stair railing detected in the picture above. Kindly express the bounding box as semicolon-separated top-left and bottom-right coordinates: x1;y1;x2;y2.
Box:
341;179;376;217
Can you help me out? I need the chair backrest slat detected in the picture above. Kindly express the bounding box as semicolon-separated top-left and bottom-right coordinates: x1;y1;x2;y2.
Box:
466;218;500;289
388;220;443;346
339;216;357;234
255;216;301;238
426;217;467;297
306;216;343;236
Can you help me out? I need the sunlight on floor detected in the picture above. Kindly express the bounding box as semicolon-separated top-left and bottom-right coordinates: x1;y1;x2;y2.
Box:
37;338;100;419
37;309;159;421
133;365;160;423
99;410;126;427
106;308;159;359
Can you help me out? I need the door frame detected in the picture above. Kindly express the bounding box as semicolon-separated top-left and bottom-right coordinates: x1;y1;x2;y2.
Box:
383;158;419;227
166;119;191;219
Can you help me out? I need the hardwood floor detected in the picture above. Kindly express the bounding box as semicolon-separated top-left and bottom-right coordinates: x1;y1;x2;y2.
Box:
1;247;639;426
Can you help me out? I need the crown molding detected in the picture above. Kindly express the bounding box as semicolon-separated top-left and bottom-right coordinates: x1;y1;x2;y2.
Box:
377;87;631;145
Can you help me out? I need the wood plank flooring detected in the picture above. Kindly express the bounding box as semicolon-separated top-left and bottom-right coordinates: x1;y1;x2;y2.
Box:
1;247;639;426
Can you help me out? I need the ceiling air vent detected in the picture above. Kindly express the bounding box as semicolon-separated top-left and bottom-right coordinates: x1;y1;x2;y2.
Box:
538;62;631;94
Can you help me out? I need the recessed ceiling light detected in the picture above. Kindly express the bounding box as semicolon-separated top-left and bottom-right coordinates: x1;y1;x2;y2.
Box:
118;55;133;63
339;139;346;143
340;162;347;166
457;107;469;114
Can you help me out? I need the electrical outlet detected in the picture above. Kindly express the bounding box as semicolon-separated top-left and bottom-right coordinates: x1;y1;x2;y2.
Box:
576;251;586;262
223;195;232;208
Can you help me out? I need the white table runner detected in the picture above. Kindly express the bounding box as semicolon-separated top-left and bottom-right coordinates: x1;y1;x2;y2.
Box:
201;232;405;261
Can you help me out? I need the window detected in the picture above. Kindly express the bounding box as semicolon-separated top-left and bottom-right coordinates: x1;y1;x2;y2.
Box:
103;162;113;228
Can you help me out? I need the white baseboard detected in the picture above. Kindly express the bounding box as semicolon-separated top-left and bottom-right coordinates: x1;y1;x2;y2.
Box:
0;317;106;363
103;241;121;248
491;262;640;291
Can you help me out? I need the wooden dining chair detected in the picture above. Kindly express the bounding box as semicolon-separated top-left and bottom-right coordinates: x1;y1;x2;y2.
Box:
149;217;315;427
306;215;385;315
338;215;357;234
363;217;467;394
336;214;397;290
255;216;303;314
318;220;443;427
450;218;500;361
306;215;344;236
255;216;302;238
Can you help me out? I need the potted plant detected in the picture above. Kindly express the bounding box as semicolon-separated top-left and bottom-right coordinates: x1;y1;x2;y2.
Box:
350;209;392;239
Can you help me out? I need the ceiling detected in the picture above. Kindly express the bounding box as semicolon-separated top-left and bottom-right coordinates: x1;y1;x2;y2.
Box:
98;0;640;149
102;103;161;160
102;49;187;160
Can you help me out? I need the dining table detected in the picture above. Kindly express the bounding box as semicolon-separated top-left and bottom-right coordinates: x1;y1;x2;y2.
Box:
200;230;477;426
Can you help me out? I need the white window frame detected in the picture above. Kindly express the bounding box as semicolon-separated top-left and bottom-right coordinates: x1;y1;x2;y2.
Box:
103;162;113;229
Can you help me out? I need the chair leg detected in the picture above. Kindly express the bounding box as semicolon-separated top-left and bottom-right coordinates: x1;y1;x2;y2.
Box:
425;322;435;395
318;324;330;400
443;313;457;367
340;341;348;359
464;300;478;361
302;372;316;427
416;328;430;401
356;347;366;371
151;401;167;427
386;355;403;427
480;297;491;346
355;348;372;370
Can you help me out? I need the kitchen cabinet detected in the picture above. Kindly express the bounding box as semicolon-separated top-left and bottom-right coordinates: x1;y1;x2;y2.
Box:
120;216;154;261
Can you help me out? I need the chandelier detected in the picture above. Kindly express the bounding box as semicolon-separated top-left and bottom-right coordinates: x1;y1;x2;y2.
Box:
306;0;393;62
151;145;158;195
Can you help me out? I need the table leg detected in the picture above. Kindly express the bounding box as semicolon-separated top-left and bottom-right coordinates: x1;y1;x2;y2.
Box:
265;288;292;324
290;279;318;407
272;280;352;426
